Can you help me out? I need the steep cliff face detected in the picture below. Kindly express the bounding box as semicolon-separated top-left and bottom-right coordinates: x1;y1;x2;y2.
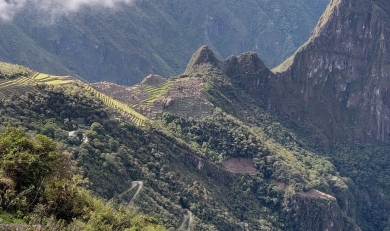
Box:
274;0;390;143
182;47;362;231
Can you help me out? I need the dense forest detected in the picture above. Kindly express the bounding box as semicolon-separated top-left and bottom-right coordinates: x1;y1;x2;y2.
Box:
0;125;165;230
1;46;390;230
0;81;368;230
3;0;390;230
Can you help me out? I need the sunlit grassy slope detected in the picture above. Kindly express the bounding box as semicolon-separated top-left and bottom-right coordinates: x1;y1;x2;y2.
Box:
0;70;148;126
0;61;30;79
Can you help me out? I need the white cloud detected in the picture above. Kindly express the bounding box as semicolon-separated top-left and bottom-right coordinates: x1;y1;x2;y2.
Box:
0;0;136;21
0;0;27;21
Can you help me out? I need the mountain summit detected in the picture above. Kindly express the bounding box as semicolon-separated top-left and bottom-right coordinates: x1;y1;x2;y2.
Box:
1;1;390;229
268;0;390;143
0;0;329;84
174;0;390;145
184;46;220;73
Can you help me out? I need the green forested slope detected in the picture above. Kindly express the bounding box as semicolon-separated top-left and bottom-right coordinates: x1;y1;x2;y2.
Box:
0;125;165;231
0;0;328;84
180;45;390;231
0;74;358;230
3;40;390;230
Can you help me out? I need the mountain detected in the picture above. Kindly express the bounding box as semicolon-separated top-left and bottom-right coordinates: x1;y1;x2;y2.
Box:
0;38;388;230
270;0;390;143
0;63;362;231
0;0;329;84
161;0;390;229
3;0;390;230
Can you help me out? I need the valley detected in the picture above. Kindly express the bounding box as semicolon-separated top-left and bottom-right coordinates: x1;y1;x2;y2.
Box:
0;60;359;230
1;0;390;230
0;0;329;84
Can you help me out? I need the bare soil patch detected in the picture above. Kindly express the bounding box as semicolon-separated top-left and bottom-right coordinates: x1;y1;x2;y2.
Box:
298;189;335;200
222;158;257;175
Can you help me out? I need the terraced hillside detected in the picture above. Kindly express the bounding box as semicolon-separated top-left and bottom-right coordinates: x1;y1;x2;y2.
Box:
0;61;29;79
0;77;36;101
0;69;147;126
84;85;147;126
32;72;75;85
0;71;76;101
91;74;214;120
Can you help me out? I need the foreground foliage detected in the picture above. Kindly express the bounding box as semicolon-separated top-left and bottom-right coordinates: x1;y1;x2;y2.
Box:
0;83;358;230
0;126;165;231
0;73;389;230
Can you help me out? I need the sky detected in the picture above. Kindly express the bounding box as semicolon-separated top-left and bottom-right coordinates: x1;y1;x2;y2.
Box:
0;0;135;21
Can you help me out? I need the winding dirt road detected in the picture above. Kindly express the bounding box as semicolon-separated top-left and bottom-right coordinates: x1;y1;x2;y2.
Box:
177;209;192;231
111;181;193;230
108;181;143;211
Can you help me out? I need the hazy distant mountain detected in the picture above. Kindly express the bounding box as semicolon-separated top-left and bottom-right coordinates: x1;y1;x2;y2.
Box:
0;0;328;84
3;0;390;230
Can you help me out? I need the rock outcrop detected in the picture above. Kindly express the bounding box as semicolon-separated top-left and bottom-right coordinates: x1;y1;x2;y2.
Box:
273;0;390;143
189;0;390;144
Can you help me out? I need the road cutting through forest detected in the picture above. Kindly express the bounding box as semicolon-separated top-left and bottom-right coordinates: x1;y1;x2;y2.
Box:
111;181;193;230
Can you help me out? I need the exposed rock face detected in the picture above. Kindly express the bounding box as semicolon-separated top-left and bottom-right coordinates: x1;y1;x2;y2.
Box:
185;46;274;104
0;1;328;84
189;0;390;144
290;194;360;231
273;0;390;143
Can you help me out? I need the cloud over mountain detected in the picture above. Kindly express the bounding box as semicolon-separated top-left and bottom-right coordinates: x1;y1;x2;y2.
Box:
0;0;135;20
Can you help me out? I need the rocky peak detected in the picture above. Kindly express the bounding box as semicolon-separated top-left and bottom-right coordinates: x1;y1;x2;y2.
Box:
219;52;269;77
186;45;272;79
266;0;390;143
184;46;220;74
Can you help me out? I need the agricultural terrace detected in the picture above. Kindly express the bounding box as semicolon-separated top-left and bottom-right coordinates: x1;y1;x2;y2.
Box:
0;61;29;79
32;72;75;85
84;85;148;126
90;75;214;120
0;71;76;101
0;71;147;126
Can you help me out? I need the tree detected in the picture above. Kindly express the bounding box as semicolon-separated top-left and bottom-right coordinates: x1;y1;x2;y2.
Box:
0;125;59;191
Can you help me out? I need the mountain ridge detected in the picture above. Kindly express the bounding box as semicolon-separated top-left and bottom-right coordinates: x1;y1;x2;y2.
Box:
3;0;390;230
272;0;390;143
0;0;329;84
185;0;390;145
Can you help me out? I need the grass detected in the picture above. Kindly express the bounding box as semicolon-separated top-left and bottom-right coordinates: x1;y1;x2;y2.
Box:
0;211;25;224
0;71;76;102
32;73;75;85
0;62;29;79
139;80;175;104
34;73;51;80
44;80;75;85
